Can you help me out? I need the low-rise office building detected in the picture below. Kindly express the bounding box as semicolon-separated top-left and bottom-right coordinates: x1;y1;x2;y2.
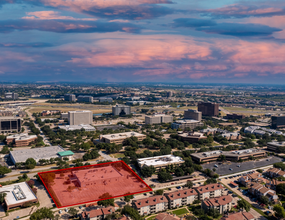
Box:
220;132;242;141
184;109;202;121
165;188;198;208
145;114;173;125
77;95;93;103
272;115;285;129
5;92;18;100
196;183;226;200
226;114;245;120
267;141;285;152
202;195;232;214
99;132;146;144
132;195;168;215
137;155;184;171
191;149;266;163
0;117;21;133
6;133;37;147
171;119;203;130
178;132;207;143
64;94;76;102
58;124;95;132
99;97;113;103
10;145;73;164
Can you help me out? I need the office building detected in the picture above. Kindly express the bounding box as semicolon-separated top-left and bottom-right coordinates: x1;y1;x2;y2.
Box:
196;183;226;200
145;114;173;125
112;104;131;116
99;97;113;103
167;91;173;97
226;114;245;120
68;110;93;125
272;115;285;129
5;92;18;100
165;188;198;208
132;195;168;215
77;95;93;103
64;94;76;102
267;141;285;152
61;113;68;120
6;133;37;147
202;195;232;214
137;155;184;171
178;132;207;143
184;109;202;121
10;145;73;164
99;132;146;144
191;149;266;163
171;119;203;130
0;182;38;210
0;117;21;133
58;124;95;132
198;102;219;116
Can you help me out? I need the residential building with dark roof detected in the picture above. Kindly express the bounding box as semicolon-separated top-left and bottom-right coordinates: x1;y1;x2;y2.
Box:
132;195;168;215
266;168;285;178
202;195;232;214
164;188;198;208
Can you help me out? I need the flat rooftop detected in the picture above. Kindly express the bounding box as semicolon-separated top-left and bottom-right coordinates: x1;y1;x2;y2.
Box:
173;119;200;124
68;110;92;113
137;154;184;167
267;141;285;147
58;124;95;131
100;132;145;140
6;133;37;141
10;145;65;163
0;182;37;206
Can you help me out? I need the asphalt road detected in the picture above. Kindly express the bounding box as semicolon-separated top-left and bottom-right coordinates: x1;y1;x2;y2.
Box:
202;156;283;175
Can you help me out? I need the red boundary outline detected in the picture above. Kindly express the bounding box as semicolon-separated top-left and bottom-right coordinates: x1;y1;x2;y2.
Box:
38;160;152;208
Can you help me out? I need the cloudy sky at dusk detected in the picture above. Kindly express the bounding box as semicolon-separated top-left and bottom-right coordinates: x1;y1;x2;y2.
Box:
1;0;285;83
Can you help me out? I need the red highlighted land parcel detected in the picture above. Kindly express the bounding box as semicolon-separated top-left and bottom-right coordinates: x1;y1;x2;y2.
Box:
38;161;152;208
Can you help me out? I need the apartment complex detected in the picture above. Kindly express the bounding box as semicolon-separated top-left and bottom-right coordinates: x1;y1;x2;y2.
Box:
112;104;131;116
0;117;21;133
5;92;18;100
6;133;37;147
99;132;146;144
184;109;202;121
165;188;198;208
145;114;173;125
198;102;219;116
137;155;184;171
64;94;76;102
249;182;278;203
132;195;168;215
202;195;232;214
68;110;93;125
81;206;117;220
77;95;93;103
266;168;285;178
238;172;263;187
220;212;255;220
195;183;226;200
191;149;266;163
171;119;203;130
272;115;285;129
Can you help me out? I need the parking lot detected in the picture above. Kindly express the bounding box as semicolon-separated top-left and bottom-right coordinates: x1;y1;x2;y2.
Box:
202;156;283;175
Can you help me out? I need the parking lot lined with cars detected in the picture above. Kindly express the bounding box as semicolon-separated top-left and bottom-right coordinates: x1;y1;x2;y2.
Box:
202;156;283;176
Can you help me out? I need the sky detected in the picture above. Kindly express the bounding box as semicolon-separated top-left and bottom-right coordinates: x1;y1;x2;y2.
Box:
1;0;285;83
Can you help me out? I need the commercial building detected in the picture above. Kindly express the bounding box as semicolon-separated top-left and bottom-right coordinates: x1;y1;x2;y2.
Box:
272;115;285;129
112;104;131;116
64;94;76;102
41;110;60;116
167;91;173;97
58;124;95;132
178;132;207;143
68;110;93;125
184;109;202;121
171;119;203;130
198;102;219;117
99;97;113;103
191;149;266;163
0;182;38;210
145;114;173;125
77;95;93;103
99;132;146;144
244;126;284;136
196;183;226;200
267;141;285;152
137;155;184;171
220;212;255;220
6;133;37;147
132;195;168;215
220;132;242;141
0;117;21;133
226;114;245;120
61;113;68;120
5;92;18;100
165;188;198;208
202;195;232;214
9;145;73;164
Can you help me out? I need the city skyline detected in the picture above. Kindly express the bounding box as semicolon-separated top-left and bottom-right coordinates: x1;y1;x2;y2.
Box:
1;0;285;83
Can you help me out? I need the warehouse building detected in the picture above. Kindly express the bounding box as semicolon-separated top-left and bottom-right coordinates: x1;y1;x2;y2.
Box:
99;132;146;144
6;133;37;147
145;114;173;125
137;155;184;171
9;145;73;164
0;182;38;210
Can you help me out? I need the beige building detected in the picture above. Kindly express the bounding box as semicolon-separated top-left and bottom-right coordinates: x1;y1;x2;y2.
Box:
165;188;198;208
196;183;226;200
202;195;232;214
145;114;173;125
132;195;168;215
6;133;37;147
184;109;202;121
266;167;285;178
178;132;207;144
171;119;203;130
68;110;93;125
99;132;146;144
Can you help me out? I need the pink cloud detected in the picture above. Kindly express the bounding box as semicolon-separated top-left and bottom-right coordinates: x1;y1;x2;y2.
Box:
22;11;97;20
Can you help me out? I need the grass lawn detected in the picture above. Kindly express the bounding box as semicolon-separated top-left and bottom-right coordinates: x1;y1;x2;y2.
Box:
171;208;189;216
112;153;125;158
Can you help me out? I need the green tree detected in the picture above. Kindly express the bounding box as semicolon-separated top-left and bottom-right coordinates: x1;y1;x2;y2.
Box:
68;207;78;217
25;158;37;169
141;166;156;177
157;170;172;182
30;207;54;220
154;189;164;195
207;208;220;218
124;194;134;202
121;205;142;220
274;204;285;218
0;193;7;203
276;183;285;195
260;196;269;205
184;180;193;189
0;165;11;176
204;178;217;185
238;200;250;212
